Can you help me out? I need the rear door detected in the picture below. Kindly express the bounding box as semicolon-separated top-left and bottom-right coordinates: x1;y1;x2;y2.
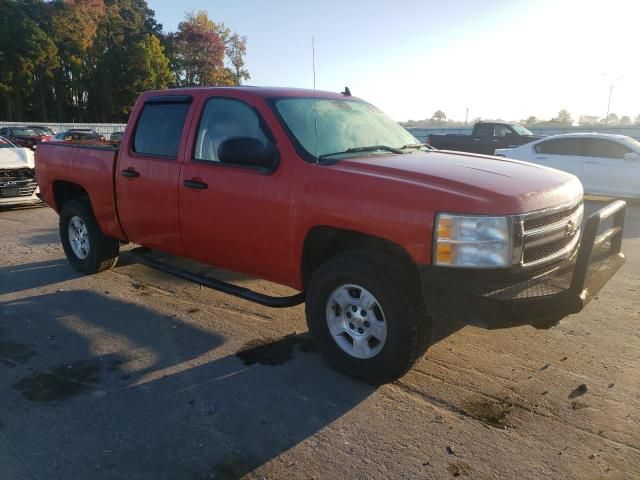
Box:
531;137;584;178
115;95;193;255
581;138;638;196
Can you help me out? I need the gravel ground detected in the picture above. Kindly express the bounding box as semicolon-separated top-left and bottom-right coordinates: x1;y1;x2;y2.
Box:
0;201;639;480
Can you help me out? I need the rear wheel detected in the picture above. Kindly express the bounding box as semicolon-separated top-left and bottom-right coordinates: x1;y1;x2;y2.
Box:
59;199;119;274
306;250;431;384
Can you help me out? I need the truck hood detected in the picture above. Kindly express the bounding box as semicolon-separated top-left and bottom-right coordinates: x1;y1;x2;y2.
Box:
337;150;582;214
0;147;35;170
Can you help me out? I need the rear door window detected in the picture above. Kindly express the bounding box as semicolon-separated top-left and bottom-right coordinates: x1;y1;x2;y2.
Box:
474;124;494;136
534;138;584;156
133;101;191;158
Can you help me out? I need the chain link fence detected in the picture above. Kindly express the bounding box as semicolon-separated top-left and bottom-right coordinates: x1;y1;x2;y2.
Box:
0;122;126;137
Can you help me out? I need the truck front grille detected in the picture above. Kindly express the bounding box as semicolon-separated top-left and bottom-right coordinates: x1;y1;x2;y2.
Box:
517;200;583;268
0;168;37;198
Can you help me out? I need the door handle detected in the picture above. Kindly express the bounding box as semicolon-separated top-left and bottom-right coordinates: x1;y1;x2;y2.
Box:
536;156;547;160
584;161;598;164
121;168;139;178
183;179;208;190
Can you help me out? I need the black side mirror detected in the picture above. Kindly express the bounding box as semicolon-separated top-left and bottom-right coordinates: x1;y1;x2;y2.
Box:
218;137;277;169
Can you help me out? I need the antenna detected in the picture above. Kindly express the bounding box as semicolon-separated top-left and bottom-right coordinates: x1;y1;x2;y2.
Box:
312;37;319;165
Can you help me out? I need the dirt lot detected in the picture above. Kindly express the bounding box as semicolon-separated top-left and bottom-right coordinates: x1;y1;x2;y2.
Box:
1;201;639;480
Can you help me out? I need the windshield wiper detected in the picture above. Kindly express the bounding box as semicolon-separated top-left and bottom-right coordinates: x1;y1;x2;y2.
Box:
318;145;403;160
400;143;435;151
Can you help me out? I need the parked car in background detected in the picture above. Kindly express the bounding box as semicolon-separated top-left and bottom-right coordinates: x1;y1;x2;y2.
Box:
51;130;103;142
428;122;542;155
67;128;105;140
0;136;40;207
0;126;52;149
110;131;124;142
28;125;57;136
495;133;640;198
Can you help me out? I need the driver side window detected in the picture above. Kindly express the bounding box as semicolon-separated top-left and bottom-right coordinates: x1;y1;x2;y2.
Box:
194;98;269;163
494;125;512;137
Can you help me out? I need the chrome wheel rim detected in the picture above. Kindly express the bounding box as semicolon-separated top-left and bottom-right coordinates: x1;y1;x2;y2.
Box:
68;216;90;260
325;284;387;359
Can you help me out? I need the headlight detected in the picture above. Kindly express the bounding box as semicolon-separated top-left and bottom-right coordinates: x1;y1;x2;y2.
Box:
434;214;512;268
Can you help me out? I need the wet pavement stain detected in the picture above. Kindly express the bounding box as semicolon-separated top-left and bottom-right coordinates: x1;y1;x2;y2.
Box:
0;341;37;367
447;461;471;477
235;334;316;366
463;400;514;429
12;359;102;402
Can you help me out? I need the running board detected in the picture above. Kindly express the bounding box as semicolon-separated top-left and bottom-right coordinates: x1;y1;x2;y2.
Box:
128;247;305;308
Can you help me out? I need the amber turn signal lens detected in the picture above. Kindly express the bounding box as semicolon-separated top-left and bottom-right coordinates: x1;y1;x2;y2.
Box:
436;243;453;264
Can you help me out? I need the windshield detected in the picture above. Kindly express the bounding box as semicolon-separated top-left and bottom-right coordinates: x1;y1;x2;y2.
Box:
622;136;640;152
13;128;38;137
274;98;419;159
511;124;534;136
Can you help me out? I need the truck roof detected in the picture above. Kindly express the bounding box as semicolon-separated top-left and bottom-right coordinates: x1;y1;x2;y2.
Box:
141;86;352;100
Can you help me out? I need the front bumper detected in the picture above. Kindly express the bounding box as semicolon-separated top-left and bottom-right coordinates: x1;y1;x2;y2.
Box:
0;187;41;207
420;201;626;329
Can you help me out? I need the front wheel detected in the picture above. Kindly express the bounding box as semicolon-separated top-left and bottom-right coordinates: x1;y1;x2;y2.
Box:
305;251;431;384
59;199;119;274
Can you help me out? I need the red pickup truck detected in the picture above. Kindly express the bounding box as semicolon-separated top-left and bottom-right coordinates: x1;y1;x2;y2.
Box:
35;87;627;384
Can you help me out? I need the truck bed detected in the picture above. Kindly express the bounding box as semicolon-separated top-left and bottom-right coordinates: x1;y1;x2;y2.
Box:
35;142;126;240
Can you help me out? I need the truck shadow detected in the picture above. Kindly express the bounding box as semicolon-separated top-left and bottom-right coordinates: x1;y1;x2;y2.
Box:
0;259;81;295
0;289;374;480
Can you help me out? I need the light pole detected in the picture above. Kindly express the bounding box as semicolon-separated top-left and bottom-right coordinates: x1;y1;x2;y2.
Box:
604;76;622;125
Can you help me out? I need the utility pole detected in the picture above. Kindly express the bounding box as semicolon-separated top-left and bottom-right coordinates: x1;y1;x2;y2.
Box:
604;76;622;125
605;84;613;125
465;107;469;126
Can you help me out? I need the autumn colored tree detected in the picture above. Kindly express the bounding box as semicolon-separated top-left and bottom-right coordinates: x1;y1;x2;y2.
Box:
171;11;248;87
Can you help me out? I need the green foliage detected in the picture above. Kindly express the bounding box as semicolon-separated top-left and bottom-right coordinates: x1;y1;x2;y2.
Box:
0;1;250;122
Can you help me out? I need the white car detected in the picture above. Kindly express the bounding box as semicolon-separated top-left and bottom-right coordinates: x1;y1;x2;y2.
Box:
0;136;40;207
495;133;640;198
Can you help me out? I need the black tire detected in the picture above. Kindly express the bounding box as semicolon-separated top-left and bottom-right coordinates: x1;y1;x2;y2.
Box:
59;199;119;274
305;250;431;384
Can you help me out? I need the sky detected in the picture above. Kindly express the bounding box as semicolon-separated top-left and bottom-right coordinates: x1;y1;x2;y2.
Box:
149;0;639;123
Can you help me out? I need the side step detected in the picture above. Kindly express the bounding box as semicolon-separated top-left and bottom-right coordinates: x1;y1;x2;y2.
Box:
128;247;305;308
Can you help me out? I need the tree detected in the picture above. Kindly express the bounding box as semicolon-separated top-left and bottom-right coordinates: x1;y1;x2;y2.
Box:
602;113;618;125
579;115;599;126
554;109;573;126
0;0;59;120
619;115;631;125
50;0;105;121
88;0;170;121
523;116;538;127
172;11;228;86
226;33;250;84
635;114;640;125
431;110;447;123
131;34;173;92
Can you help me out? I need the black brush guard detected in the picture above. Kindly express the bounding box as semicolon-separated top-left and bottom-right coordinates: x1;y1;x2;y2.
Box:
421;201;627;329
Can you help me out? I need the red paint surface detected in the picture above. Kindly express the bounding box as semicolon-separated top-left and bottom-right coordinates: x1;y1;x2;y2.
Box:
36;87;582;290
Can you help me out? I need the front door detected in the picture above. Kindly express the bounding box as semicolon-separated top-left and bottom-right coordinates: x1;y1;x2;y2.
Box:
115;96;192;255
581;138;639;197
179;95;295;285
